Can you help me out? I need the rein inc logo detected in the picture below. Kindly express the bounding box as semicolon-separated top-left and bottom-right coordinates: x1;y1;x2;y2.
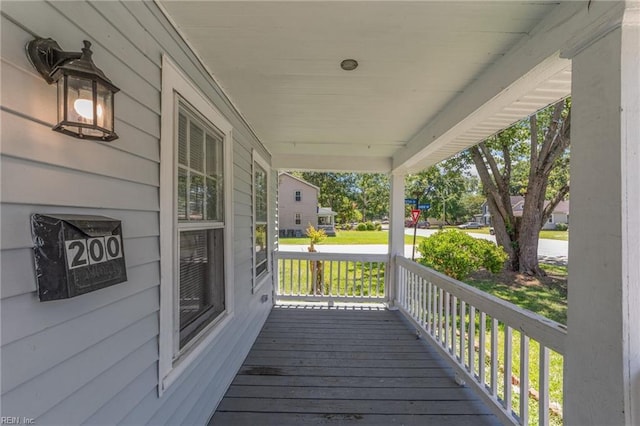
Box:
0;418;35;425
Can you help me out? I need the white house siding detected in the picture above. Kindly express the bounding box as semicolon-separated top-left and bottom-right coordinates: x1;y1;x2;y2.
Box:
277;174;319;234
0;1;273;424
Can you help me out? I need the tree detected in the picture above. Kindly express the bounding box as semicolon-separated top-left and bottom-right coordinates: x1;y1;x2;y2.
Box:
355;173;389;221
406;162;467;223
468;99;570;275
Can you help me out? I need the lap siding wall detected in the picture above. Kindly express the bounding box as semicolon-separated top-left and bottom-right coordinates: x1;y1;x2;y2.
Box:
0;1;274;424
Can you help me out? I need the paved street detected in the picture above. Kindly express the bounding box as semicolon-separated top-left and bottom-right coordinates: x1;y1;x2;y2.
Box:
279;229;568;265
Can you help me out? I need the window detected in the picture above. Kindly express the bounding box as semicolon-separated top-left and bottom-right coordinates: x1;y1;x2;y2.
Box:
295;190;301;202
295;213;301;225
159;57;233;395
253;151;270;289
176;104;225;349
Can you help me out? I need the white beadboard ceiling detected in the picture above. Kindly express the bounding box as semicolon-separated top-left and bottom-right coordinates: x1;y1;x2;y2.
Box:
159;1;571;172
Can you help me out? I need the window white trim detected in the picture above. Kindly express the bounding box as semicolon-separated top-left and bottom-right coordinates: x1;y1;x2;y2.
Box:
159;56;235;395
252;149;271;293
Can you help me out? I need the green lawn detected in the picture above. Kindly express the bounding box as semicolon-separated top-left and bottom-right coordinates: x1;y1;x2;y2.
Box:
279;230;424;245
278;259;386;297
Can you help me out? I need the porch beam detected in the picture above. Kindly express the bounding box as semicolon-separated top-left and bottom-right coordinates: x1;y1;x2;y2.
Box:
565;3;640;425
392;1;625;173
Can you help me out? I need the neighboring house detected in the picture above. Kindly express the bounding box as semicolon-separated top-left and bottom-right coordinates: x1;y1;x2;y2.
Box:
317;207;338;236
481;196;569;229
277;173;319;237
277;173;337;237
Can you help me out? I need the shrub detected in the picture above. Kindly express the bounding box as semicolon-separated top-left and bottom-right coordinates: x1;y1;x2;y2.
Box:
375;223;382;231
356;223;367;231
305;224;326;250
416;229;508;280
365;221;375;231
555;223;568;231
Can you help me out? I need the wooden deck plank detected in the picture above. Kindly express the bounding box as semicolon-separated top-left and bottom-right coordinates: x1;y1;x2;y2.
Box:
224;385;473;400
211;412;498;426
250;343;430;352
244;349;438;360
238;365;451;378
230;375;464;388
209;305;501;426
243;356;445;368
217;398;493;415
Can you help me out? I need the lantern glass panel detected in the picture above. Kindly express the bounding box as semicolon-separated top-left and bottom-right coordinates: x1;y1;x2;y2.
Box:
57;78;65;123
67;75;95;125
96;81;113;131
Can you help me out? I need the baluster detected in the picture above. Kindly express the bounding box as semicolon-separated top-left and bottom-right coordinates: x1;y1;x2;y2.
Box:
368;261;372;299
459;301;466;365
520;334;530;425
422;278;427;328
491;318;498;398
427;281;433;334
451;296;457;356
469;306;476;375
504;325;513;411
444;292;450;350
299;258;304;296
438;288;444;344
479;312;486;387
539;345;550;426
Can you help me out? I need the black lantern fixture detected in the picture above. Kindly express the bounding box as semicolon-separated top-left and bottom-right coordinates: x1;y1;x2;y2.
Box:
26;38;119;141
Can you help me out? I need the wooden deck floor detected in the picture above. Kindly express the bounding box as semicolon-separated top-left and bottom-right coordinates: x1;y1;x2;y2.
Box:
209;304;502;425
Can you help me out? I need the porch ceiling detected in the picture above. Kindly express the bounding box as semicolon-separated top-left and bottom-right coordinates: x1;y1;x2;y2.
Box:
159;1;572;173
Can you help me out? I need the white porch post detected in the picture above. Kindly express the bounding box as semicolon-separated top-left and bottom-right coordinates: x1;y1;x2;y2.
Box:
565;4;640;425
386;172;405;308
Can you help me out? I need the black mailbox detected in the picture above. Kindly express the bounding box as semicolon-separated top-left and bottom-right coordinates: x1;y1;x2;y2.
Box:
31;214;127;301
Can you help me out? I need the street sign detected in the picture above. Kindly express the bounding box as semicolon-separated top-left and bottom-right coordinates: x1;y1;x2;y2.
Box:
405;198;418;205
411;209;421;223
418;203;431;210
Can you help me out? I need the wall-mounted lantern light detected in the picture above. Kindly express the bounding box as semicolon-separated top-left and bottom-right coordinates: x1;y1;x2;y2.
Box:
27;38;119;141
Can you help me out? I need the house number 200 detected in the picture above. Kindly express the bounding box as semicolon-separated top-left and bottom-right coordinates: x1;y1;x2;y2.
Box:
65;236;123;270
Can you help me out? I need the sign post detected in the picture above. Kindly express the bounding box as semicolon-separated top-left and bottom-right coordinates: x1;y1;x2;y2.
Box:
411;209;421;260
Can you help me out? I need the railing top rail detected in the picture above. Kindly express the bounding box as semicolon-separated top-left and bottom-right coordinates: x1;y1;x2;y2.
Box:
275;251;389;263
397;255;566;354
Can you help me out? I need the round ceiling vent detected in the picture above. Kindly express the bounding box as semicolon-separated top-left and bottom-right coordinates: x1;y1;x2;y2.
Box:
340;59;358;71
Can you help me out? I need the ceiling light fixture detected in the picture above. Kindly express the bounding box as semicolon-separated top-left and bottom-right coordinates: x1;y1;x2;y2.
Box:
340;59;358;71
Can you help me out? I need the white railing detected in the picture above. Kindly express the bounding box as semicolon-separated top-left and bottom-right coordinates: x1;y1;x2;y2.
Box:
275;251;388;302
396;256;566;426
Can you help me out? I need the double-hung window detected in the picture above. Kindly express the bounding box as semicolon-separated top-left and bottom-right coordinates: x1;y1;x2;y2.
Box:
295;191;301;202
159;57;233;394
176;104;225;349
253;151;270;290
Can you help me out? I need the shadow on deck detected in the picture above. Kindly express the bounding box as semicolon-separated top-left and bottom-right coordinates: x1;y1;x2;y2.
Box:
209;304;502;425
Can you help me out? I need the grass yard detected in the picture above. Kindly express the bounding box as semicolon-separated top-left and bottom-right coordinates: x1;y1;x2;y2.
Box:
278;258;386;297
279;230;424;245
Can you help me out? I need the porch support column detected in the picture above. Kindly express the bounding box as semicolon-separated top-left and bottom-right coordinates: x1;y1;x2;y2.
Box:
386;171;405;308
565;4;639;425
